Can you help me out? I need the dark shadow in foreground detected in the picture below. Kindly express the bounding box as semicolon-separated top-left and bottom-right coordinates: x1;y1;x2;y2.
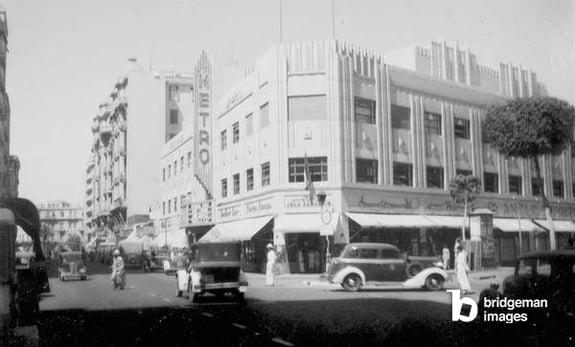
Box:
37;297;575;347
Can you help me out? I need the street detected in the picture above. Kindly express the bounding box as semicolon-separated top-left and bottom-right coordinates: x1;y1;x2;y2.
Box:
32;263;553;347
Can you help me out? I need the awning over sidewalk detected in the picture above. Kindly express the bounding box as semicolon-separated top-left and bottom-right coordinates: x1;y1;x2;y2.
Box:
274;213;340;235
492;218;542;232
533;219;575;232
346;213;437;228
423;215;464;228
199;216;273;243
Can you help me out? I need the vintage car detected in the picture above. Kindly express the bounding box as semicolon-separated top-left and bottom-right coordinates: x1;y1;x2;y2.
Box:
176;242;248;302
327;243;447;291
164;250;190;275
145;249;171;272
58;251;88;281
502;250;575;321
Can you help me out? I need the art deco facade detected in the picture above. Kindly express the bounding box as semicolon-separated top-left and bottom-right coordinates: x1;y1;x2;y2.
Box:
85;58;194;242
0;11;19;199
179;39;575;272
38;201;86;244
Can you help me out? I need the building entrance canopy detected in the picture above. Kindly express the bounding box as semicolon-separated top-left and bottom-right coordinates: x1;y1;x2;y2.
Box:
274;213;340;235
199;216;273;243
493;218;543;233
346;213;463;228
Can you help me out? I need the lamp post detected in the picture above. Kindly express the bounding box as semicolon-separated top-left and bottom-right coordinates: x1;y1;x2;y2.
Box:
316;191;332;273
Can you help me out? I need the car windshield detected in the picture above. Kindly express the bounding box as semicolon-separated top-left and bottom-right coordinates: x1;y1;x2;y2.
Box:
195;243;240;262
341;246;359;258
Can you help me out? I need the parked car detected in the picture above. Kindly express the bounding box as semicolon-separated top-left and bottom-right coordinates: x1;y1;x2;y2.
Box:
164;250;190;275
176;242;248;302
58;251;87;281
327;243;447;291
146;249;171;272
502;250;575;321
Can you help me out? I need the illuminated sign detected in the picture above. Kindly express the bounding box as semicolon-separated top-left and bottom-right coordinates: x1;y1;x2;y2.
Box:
194;52;212;193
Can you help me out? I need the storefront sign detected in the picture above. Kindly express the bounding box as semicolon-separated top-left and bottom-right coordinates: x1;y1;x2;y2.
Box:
218;205;240;219
244;198;273;215
194;53;212;193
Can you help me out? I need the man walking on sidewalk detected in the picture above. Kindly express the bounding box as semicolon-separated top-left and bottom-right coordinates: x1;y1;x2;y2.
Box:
266;243;276;286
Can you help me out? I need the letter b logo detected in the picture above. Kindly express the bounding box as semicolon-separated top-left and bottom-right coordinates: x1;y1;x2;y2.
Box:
447;289;478;322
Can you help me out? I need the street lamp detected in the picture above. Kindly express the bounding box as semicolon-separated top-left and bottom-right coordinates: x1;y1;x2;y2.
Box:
317;190;332;273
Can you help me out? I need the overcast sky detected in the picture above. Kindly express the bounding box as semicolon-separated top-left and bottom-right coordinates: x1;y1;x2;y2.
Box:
5;0;574;205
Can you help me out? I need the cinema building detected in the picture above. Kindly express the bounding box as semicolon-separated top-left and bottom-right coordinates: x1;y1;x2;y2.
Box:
182;39;575;273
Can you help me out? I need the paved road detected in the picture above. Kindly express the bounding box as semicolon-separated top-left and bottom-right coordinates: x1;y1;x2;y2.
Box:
36;264;565;346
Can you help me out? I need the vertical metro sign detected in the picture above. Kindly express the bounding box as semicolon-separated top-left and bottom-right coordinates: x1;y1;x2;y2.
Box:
194;51;213;196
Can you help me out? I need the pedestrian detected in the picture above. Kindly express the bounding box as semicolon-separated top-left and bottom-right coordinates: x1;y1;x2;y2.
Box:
266;243;276;286
453;237;462;269
442;245;450;270
111;249;126;290
455;245;473;294
565;237;575;250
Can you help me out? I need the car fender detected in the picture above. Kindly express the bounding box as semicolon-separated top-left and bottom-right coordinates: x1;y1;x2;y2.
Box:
402;267;448;288
332;266;366;285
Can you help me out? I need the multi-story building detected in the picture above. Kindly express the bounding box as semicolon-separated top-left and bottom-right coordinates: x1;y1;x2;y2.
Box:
84;58;194;242
0;11;19;199
38;201;86;244
179;39;575;273
159;52;213;246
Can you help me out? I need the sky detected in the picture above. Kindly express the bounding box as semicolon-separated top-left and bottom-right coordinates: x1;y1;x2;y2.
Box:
5;0;574;205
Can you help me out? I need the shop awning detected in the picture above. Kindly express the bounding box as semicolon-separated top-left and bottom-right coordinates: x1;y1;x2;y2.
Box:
199;216;273;243
423;215;464;228
533;219;575;232
492;218;542;232
274;213;340;234
346;213;437;228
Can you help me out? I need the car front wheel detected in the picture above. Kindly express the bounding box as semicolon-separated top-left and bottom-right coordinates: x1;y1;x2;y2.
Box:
341;273;362;292
425;274;444;291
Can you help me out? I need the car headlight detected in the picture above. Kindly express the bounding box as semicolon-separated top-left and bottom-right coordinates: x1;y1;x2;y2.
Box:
433;261;443;267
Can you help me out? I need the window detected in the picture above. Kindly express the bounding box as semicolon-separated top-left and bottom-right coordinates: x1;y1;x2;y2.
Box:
168;199;171;213
221;179;228;198
354;97;376;124
358;248;378;259
260;103;270;128
509;175;523;195
573;182;575;199
261;162;270;187
233;174;240;195
426;166;444;189
174;160;177;175
288;95;327;121
246;168;254;191
162;202;166;215
187;151;192;168
221;130;227;150
168;165;171;179
424;112;442;135
532;178;543;196
163;168;166;182
180;156;184;171
553;180;564;198
393;162;413;186
456;169;472;176
246;114;253;136
174;198;177;212
288;157;328;183
169;109;178;124
391;105;410;130
356;158;378;184
381;249;401;259
454;117;470;139
484;172;499;193
232;122;240;144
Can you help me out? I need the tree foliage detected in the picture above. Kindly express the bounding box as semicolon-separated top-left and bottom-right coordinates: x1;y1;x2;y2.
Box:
449;174;481;205
484;97;575;158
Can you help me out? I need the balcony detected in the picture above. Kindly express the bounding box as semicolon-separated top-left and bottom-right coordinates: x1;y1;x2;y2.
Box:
182;200;214;226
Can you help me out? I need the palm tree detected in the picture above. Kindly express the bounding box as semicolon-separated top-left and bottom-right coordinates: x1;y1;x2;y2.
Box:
449;174;481;241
